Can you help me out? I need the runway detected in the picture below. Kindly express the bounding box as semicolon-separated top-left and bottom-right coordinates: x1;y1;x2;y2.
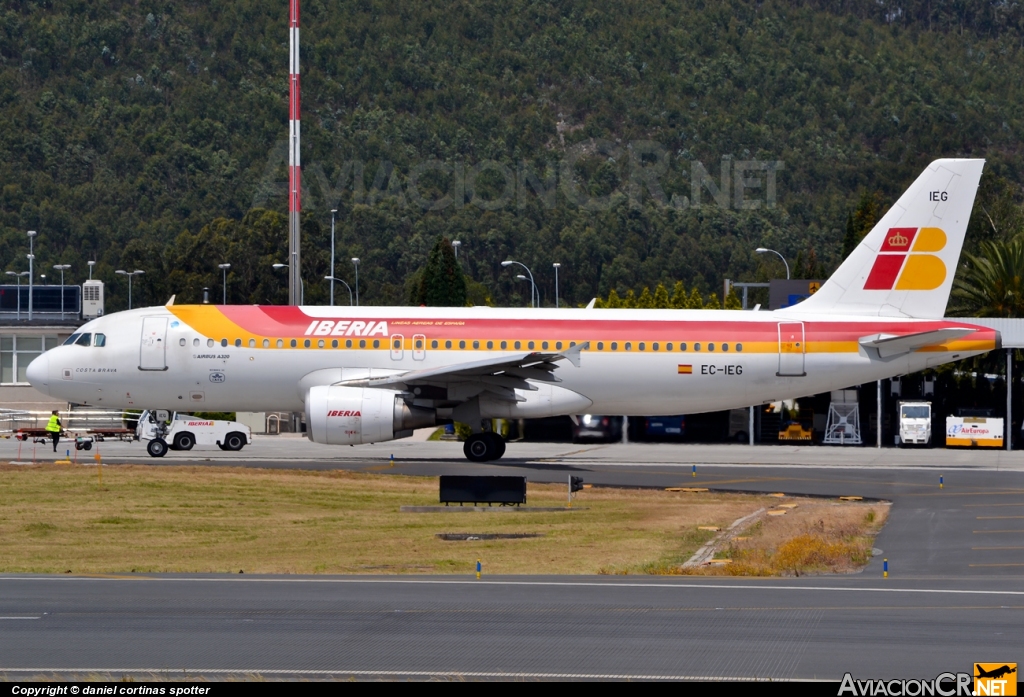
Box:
2;440;1023;679
0;575;1021;680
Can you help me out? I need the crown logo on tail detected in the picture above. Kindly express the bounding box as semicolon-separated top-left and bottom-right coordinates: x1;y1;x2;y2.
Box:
888;230;909;248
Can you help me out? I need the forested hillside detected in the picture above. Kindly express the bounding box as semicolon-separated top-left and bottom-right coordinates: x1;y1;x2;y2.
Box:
1;0;1022;310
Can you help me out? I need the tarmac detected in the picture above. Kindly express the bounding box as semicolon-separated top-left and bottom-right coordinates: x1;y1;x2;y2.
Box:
1;437;1022;679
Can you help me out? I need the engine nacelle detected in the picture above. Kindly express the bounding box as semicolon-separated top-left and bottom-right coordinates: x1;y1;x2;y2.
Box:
305;386;436;445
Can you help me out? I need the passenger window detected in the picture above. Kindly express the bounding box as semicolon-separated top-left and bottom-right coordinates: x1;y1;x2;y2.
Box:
304;339;311;348
249;339;256;348
652;342;659;351
528;341;535;349
611;342;618;350
373;339;380;348
445;340;452;349
63;333;81;346
639;342;645;351
500;341;507;349
208;339;215;348
276;339;283;348
393;339;401;349
667;342;673;351
234;339;242;347
736;343;743;352
76;333;92;346
221;339;228;347
556;342;562;350
94;334;106;347
722;343;729;352
193;338;200;347
597;342;604;350
359;339;366;348
331;339;338;348
625;342;632;351
290;339;297;348
694;343;701;351
708;343;715;352
345;339;352;348
486;341;493;349
416;339;423;349
317;339;324;348
263;339;270;348
179;338;186;347
459;340;466;349
680;342;687;351
542;341;548;350
514;341;521;350
431;340;438;349
473;341;479;349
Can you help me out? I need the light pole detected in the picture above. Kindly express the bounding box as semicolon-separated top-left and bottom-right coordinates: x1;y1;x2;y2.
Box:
115;269;144;309
755;247;790;280
53;264;70;319
218;263;231;304
351;258;360;306
501;260;536;308
324;276;353;306
452;240;462;259
27;230;36;320
273;263;304;304
330;209;337;306
552;262;561;308
87;260;95;280
5;270;29;320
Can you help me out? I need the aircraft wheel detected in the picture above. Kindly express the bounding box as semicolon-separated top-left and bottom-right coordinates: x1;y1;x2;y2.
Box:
223;432;246;452
173;433;195;451
486;432;506;460
83;442;92;451
463;434;491;462
147;439;168;458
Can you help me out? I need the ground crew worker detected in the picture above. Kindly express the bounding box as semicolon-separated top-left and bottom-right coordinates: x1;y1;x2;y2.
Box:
45;410;62;452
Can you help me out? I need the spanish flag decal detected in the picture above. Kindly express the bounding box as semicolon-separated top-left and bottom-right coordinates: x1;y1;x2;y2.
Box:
678;365;693;374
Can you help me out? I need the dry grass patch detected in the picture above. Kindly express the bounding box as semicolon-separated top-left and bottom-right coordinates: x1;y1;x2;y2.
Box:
685;498;890;576
0;464;780;575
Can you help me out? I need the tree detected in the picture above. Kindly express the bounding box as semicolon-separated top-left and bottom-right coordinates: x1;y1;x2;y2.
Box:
417;237;467;306
951;238;1024;317
841;214;858;260
636;287;654;308
604;288;623;308
652;283;671;309
724;287;742;309
686;287;705;309
670;281;688;309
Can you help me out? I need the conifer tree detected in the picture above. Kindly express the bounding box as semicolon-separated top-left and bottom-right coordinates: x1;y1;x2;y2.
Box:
671;281;688;309
417;236;467;306
653;283;671;309
686;287;704;309
623;289;637;308
724;287;742;309
605;288;623;308
636;287;654;308
704;292;722;309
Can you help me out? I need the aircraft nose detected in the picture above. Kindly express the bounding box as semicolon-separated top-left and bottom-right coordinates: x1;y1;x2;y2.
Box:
26;353;50;395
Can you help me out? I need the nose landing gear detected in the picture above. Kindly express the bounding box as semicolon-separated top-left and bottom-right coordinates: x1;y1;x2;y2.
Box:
463;432;506;462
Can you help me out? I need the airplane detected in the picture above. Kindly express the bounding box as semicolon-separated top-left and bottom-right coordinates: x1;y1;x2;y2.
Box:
26;158;999;461
975;665;1016;680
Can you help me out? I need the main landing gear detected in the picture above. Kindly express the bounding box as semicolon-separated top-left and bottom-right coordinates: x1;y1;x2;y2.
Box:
463;432;506;462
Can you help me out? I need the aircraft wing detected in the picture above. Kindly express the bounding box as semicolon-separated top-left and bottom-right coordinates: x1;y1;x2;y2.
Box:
339;342;590;394
858;328;976;359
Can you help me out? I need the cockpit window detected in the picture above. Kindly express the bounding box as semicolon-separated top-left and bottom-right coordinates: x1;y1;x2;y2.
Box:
75;333;92;346
63;333;81;346
93;333;106;347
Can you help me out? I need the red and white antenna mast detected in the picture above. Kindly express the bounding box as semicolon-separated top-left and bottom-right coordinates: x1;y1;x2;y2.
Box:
288;0;301;306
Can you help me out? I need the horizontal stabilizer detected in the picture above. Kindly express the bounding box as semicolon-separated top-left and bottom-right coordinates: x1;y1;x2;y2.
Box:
858;327;975;358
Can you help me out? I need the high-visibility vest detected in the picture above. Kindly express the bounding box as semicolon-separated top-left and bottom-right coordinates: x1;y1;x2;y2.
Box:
46;415;61;433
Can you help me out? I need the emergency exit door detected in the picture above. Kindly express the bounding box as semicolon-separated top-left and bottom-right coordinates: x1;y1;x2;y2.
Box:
777;321;806;377
139;317;168;371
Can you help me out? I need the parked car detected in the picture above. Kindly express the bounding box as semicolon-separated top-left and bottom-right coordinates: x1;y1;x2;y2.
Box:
645;415;686;440
572;414;623;442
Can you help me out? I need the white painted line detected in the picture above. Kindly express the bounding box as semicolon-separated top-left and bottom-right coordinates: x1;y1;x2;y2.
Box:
0;617;39;620
0;668;828;681
1;575;1023;596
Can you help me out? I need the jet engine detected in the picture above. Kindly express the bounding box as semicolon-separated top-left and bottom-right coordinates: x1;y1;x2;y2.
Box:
305;385;436;445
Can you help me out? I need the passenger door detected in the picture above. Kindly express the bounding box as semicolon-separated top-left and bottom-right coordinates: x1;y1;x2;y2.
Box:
777;322;806;377
139;317;168;371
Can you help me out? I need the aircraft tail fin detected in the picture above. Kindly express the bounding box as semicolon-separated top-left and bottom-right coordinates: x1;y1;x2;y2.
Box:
790;159;985;318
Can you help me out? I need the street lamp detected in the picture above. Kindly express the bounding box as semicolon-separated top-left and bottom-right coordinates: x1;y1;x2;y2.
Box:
218;263;231;304
324;276;353;306
273;263;304;304
351;258;360;306
755;247;790;280
87;260;96;280
5;270;29;320
330;209;338;306
53;264;70;319
452;240;462;259
552;262;561;308
501;260;536;308
115;269;144;309
27;230;36;320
